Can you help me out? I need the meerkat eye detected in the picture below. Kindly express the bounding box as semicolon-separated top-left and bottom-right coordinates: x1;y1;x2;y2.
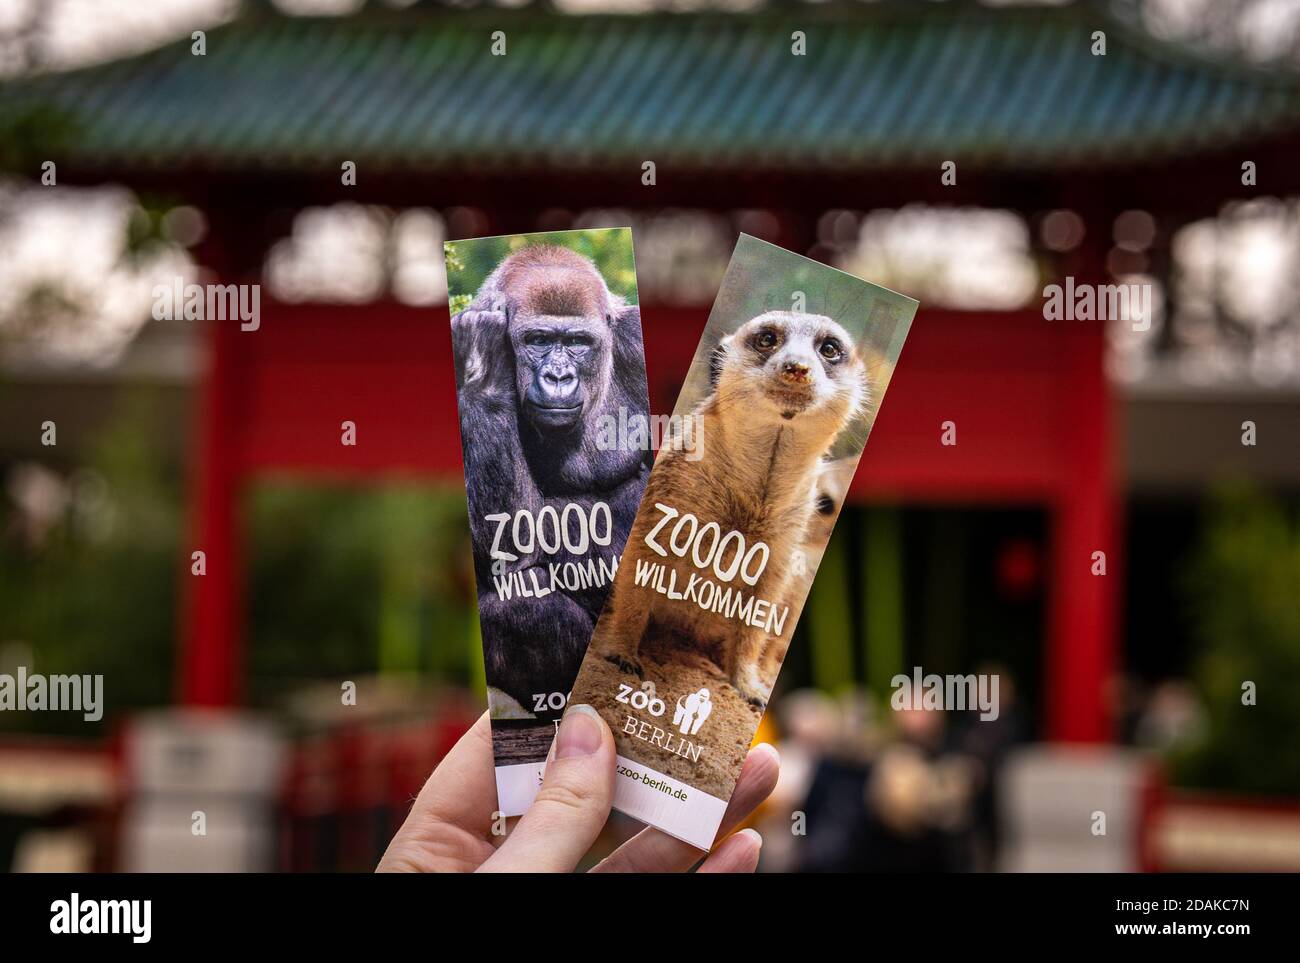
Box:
819;337;844;361
753;329;779;351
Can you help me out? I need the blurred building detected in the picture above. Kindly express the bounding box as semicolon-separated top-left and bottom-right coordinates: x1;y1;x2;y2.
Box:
2;0;1300;871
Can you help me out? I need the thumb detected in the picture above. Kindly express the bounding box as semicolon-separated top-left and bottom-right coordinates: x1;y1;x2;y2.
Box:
479;705;615;872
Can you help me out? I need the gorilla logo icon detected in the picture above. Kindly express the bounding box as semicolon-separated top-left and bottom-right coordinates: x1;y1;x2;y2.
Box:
673;687;713;737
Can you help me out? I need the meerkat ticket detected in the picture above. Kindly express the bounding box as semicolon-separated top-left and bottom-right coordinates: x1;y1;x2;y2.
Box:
567;234;917;849
445;229;651;815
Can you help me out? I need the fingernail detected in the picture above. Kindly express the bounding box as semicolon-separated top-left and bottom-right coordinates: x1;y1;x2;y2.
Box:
738;828;763;849
556;704;604;759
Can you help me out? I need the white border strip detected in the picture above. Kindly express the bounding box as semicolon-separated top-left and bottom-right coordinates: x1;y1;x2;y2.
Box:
495;762;544;817
612;755;728;850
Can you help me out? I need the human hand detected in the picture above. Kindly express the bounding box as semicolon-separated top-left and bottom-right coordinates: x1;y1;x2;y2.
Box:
377;704;780;873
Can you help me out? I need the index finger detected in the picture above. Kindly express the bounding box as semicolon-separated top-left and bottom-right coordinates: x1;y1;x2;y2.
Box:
383;712;501;853
415;712;499;829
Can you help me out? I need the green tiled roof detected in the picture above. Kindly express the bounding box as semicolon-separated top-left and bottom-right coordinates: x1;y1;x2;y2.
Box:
3;3;1299;174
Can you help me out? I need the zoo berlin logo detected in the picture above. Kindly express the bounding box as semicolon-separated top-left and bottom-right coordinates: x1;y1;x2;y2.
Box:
0;667;103;722
617;681;708;763
152;277;260;331
50;894;151;943
673;686;712;736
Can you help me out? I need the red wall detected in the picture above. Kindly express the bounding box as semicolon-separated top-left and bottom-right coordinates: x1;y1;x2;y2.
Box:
181;300;1116;741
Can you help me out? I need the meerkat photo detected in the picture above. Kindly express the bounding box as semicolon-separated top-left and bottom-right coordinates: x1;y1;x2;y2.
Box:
592;310;869;705
567;235;916;846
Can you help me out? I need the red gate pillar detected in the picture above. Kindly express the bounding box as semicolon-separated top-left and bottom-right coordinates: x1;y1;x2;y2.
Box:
1046;315;1118;742
179;316;243;706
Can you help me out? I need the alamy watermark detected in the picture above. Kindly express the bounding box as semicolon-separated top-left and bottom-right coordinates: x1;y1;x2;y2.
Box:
0;667;102;722
50;893;150;943
595;408;705;461
152;278;260;331
1043;276;1151;331
890;666;999;722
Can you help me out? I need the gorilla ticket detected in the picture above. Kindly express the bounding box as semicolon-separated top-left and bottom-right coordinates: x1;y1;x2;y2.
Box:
445;229;651;815
568;234;918;849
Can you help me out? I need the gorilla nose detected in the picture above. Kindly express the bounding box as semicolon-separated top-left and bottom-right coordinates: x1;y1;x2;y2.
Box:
541;369;579;404
780;361;811;383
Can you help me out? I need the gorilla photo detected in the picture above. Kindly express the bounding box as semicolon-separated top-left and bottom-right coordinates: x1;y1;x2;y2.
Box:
450;239;650;744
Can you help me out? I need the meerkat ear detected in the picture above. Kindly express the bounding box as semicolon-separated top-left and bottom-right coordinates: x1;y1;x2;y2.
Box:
708;336;731;389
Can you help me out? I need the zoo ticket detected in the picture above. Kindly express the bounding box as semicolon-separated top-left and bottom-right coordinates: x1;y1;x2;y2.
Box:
444;229;651;815
567;234;918;849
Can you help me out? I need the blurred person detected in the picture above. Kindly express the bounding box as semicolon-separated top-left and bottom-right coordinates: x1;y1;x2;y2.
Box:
863;745;954;871
378;705;779;873
1134;679;1207;752
774;689;842;807
789;687;886;872
956;666;1027;872
794;742;873;872
865;706;974;872
755;688;842;872
837;686;883;754
797;703;977;872
1107;673;1148;746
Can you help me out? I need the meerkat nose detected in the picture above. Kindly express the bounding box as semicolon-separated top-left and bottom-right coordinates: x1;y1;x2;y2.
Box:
780;361;811;382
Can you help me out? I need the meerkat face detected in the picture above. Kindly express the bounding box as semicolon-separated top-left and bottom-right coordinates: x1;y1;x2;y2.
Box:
715;311;868;425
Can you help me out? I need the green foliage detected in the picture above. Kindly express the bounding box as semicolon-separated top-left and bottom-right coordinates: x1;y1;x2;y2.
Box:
0;106;78;175
245;482;477;702
1175;486;1300;795
713;235;909;358
0;389;181;734
444;228;639;307
0;384;480;731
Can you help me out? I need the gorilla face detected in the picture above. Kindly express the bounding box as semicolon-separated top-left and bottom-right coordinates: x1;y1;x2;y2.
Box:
512;314;611;433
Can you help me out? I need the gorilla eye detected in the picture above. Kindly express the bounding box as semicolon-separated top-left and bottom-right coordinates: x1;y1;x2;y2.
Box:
753;329;780;351
564;335;593;348
524;333;554;347
819;338;844;362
